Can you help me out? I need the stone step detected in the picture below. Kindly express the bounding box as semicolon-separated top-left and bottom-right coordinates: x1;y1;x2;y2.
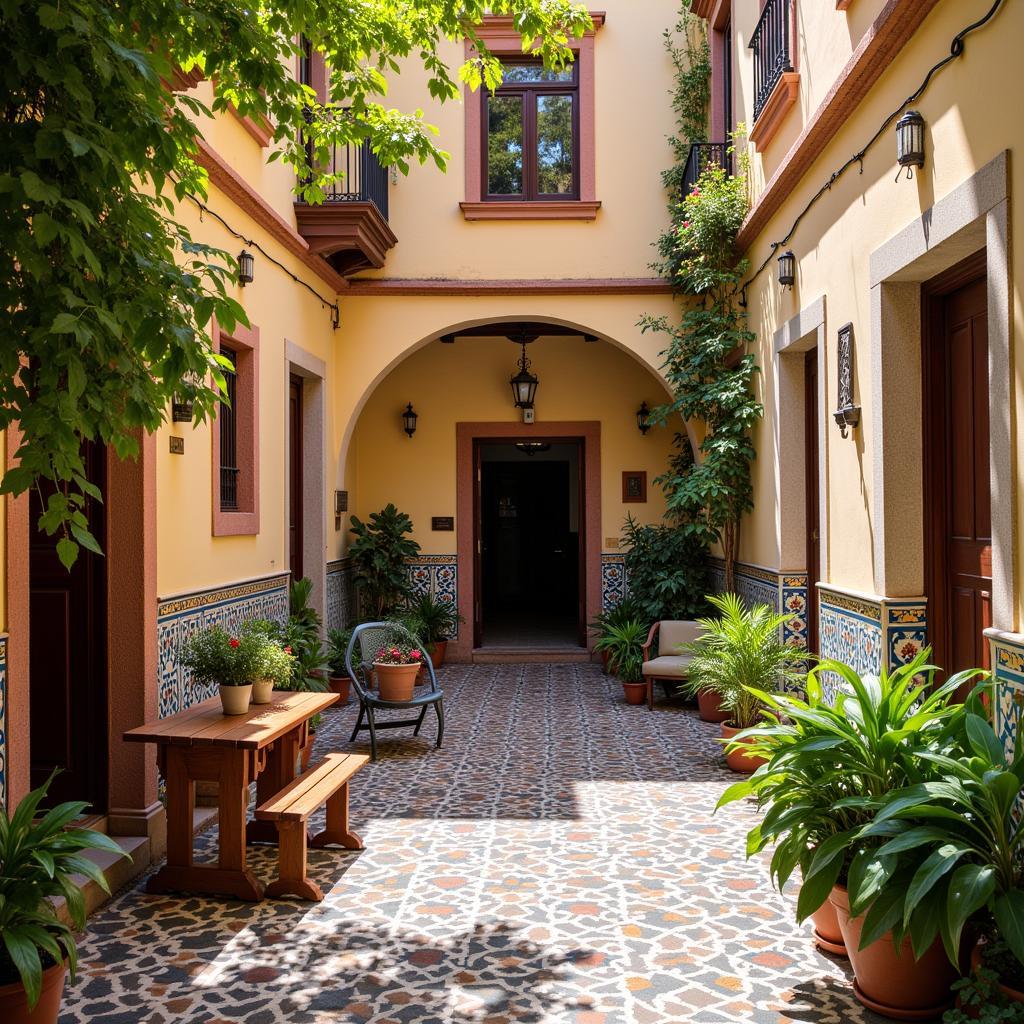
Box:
472;648;593;663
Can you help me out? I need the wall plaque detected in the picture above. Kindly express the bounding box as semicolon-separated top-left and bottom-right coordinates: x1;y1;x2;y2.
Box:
431;516;455;531
169;436;185;455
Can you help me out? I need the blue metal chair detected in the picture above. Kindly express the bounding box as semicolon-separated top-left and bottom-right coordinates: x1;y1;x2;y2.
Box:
345;621;445;761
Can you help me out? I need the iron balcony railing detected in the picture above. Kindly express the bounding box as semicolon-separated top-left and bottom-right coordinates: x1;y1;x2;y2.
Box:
749;0;793;123
681;142;731;196
301;112;389;220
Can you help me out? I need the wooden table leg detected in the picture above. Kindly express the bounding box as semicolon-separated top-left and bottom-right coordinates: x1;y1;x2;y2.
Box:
247;725;303;845
265;821;324;901
311;782;364;850
147;746;193;894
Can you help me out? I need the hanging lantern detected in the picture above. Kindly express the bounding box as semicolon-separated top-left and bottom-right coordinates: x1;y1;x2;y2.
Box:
237;249;255;286
895;110;925;180
777;250;796;289
509;342;539;410
401;402;418;438
636;401;651;435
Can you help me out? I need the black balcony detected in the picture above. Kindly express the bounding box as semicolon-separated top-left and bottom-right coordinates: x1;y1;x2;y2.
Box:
681;142;731;197
749;0;793;123
295;124;397;276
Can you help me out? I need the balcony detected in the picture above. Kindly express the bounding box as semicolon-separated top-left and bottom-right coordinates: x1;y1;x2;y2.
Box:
294;134;397;276
748;0;799;148
681;142;731;196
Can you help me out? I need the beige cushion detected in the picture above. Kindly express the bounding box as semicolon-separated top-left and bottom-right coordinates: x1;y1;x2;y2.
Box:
657;620;703;657
642;654;693;679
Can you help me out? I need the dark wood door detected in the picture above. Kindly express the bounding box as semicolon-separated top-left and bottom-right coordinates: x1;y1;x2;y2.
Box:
29;442;108;808
289;375;303;582
924;258;991;674
804;350;820;654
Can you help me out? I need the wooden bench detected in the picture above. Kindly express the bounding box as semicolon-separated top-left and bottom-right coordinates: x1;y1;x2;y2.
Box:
254;752;368;901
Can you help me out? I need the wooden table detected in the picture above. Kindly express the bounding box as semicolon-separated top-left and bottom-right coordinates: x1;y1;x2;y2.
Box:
125;690;338;901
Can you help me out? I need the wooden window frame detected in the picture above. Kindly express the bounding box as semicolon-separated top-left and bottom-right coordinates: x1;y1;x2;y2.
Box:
461;13;604;221
212;320;260;537
482;62;581;202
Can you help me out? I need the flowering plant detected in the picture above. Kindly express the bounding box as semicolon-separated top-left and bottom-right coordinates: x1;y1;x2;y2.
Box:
373;643;424;667
251;634;296;686
180;626;260;686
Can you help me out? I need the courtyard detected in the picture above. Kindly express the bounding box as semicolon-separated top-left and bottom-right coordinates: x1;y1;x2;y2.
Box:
59;664;881;1024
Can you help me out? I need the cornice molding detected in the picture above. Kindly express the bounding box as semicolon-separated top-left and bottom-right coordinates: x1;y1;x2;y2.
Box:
340;276;672;296
194;139;346;293
473;11;606;45
459;200;601;221
737;0;943;251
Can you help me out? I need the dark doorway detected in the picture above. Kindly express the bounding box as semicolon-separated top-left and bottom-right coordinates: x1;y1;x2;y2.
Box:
289;374;304;581
477;441;583;648
923;252;992;675
29;441;108;808
804;349;820;654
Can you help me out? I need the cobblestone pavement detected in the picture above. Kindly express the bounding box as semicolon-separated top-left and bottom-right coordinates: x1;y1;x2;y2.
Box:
59;663;894;1023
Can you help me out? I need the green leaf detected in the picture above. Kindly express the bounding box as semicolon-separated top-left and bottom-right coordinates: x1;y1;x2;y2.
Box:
797;853;844;922
965;713;1005;765
944;863;996;962
56;537;79;570
992;889;1024;965
904;843;971;917
3;929;43;1009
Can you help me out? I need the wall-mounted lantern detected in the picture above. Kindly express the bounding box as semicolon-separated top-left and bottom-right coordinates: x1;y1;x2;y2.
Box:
777;250;796;289
171;395;194;423
509;341;539;410
237;249;255;286
895;110;925;180
833;322;861;438
401;402;418;438
636;401;651;435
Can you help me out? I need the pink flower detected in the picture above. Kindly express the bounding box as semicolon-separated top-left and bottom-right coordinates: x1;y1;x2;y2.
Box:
410;650;422;660
682;221;690;228
229;638;240;649
691;186;701;196
283;646;293;654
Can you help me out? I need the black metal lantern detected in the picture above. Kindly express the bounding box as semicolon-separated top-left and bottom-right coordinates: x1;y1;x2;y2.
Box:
636;401;651;435
237;249;255;286
895;110;925;180
509;342;539;410
777;250;796;289
401;402;418;438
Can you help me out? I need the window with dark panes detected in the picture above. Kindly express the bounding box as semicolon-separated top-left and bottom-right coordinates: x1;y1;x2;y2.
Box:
219;347;239;512
484;61;578;201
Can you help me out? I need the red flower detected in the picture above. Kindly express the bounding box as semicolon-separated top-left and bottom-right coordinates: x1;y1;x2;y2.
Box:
283;646;293;654
229;638;240;649
410;650;422;660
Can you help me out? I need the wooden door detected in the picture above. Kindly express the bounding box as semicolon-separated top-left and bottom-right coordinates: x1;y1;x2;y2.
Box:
576;439;587;647
804;350;820;654
29;442;108;808
289;375;303;582
472;442;484;649
924;256;991;674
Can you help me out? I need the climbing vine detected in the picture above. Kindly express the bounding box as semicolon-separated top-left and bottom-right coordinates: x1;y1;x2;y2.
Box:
642;5;762;594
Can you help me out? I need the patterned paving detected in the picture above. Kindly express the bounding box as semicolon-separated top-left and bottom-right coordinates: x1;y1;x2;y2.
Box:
60;664;891;1024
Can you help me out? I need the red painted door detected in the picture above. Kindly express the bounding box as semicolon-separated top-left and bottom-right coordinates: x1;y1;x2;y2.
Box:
925;266;991;674
29;442;108;808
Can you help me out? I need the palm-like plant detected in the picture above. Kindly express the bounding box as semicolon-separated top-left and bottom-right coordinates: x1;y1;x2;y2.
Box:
592;619;647;683
1;773;126;1008
682;592;806;728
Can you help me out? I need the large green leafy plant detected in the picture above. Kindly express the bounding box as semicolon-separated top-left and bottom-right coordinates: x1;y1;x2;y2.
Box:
349;505;421;619
620;514;708;623
0;774;126;1008
683;592;805;728
0;0;590;565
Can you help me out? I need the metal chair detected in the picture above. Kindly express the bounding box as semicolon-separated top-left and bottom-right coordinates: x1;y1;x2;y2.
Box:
345;621;445;761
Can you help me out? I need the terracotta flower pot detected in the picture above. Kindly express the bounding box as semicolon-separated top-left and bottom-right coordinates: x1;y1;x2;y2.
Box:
0;959;67;1024
622;680;647;705
251;678;274;705
600;649;611;675
299;730;315;773
328;675;351;704
720;722;768;774
219;683;253;715
831;885;957;1020
375;662;419;702
811;890;847;956
429;640;448;668
697;689;731;723
971;942;1024;1003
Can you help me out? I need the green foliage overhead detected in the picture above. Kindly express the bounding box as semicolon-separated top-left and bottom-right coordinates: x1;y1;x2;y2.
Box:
0;0;591;565
349;504;421;618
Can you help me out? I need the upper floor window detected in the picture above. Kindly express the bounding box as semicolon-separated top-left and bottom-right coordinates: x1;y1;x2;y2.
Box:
219;348;238;512
750;0;794;123
484;61;579;201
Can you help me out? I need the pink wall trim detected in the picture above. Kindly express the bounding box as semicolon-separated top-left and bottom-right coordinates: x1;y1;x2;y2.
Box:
453;421;602;661
463;15;603;207
5;425;30;807
212;320;261;537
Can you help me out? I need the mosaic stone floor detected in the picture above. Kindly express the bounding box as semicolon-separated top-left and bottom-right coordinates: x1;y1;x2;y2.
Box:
59;663;895;1024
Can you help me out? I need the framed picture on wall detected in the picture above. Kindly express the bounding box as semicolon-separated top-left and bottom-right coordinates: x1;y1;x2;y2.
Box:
622;471;647;503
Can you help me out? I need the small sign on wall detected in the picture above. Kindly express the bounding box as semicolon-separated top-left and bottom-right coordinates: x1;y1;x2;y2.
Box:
432;516;455;532
169;436;185;455
622;471;647;503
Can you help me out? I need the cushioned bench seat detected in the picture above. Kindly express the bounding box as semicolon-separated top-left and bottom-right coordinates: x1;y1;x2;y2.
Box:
641;620;702;710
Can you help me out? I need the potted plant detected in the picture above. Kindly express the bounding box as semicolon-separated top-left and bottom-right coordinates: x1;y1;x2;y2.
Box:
0;773;127;1023
682;593;805;773
947;962;1024;1023
249;634;295;704
593;619;648;705
180;625;259;714
406;592;462;668
372;640;425;702
720;652;983;1018
349;504;421;618
326;627;353;702
588;597;645;675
